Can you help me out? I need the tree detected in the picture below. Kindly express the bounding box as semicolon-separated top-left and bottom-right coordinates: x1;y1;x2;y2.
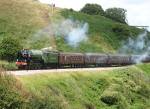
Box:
0;36;22;61
80;3;105;16
105;8;127;24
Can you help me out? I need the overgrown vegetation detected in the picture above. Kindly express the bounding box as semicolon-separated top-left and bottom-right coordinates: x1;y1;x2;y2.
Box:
0;68;28;109
19;64;150;109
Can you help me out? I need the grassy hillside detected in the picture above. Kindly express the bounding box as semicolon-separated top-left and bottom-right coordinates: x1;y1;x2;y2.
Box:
18;64;150;109
0;0;144;53
56;9;143;53
0;0;51;46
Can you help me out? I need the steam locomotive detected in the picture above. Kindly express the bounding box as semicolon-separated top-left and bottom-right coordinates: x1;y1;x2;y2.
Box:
16;49;150;70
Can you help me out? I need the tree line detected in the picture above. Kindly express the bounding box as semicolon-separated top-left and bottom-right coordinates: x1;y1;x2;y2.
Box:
80;3;127;24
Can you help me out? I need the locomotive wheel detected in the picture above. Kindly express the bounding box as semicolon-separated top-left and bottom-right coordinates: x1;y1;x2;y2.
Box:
18;66;24;70
29;63;42;70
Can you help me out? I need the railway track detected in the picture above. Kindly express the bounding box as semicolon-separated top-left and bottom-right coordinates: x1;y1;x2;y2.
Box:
9;66;127;76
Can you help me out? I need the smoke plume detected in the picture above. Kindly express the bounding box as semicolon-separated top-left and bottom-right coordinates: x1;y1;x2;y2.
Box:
118;31;150;63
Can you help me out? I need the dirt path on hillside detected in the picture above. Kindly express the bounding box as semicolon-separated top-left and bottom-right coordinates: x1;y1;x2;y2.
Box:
9;67;127;76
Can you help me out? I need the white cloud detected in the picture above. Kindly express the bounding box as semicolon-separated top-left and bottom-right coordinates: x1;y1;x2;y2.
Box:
39;0;150;30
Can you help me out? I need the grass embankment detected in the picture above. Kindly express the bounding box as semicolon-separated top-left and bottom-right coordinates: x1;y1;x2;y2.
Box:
18;64;150;109
0;64;149;109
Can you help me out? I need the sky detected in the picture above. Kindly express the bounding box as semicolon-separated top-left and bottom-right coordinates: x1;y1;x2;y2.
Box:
39;0;150;30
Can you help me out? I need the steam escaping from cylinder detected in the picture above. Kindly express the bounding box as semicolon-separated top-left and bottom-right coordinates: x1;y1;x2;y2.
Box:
118;31;150;63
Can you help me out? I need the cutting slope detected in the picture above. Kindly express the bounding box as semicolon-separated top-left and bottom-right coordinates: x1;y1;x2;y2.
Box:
19;64;150;109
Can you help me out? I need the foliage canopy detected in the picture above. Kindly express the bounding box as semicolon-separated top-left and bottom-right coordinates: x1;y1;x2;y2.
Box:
105;8;127;24
80;3;105;16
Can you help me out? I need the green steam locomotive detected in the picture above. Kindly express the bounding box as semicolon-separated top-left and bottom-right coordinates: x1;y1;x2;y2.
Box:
16;49;59;69
16;49;150;70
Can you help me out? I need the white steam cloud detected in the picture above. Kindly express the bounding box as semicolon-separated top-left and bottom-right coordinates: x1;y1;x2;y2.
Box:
53;19;89;47
118;31;150;63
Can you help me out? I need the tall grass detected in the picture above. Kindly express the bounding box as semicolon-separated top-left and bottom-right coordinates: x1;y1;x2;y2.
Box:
0;68;28;108
20;65;150;109
0;67;69;109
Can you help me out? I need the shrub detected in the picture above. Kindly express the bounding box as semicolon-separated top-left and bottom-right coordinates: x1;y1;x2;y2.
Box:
100;91;119;105
0;36;22;62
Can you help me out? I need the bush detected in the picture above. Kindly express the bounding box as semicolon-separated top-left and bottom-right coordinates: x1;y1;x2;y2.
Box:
80;3;105;16
0;36;22;62
100;91;119;105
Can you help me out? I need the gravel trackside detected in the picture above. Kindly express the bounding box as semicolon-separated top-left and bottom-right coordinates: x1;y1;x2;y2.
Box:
9;67;126;76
